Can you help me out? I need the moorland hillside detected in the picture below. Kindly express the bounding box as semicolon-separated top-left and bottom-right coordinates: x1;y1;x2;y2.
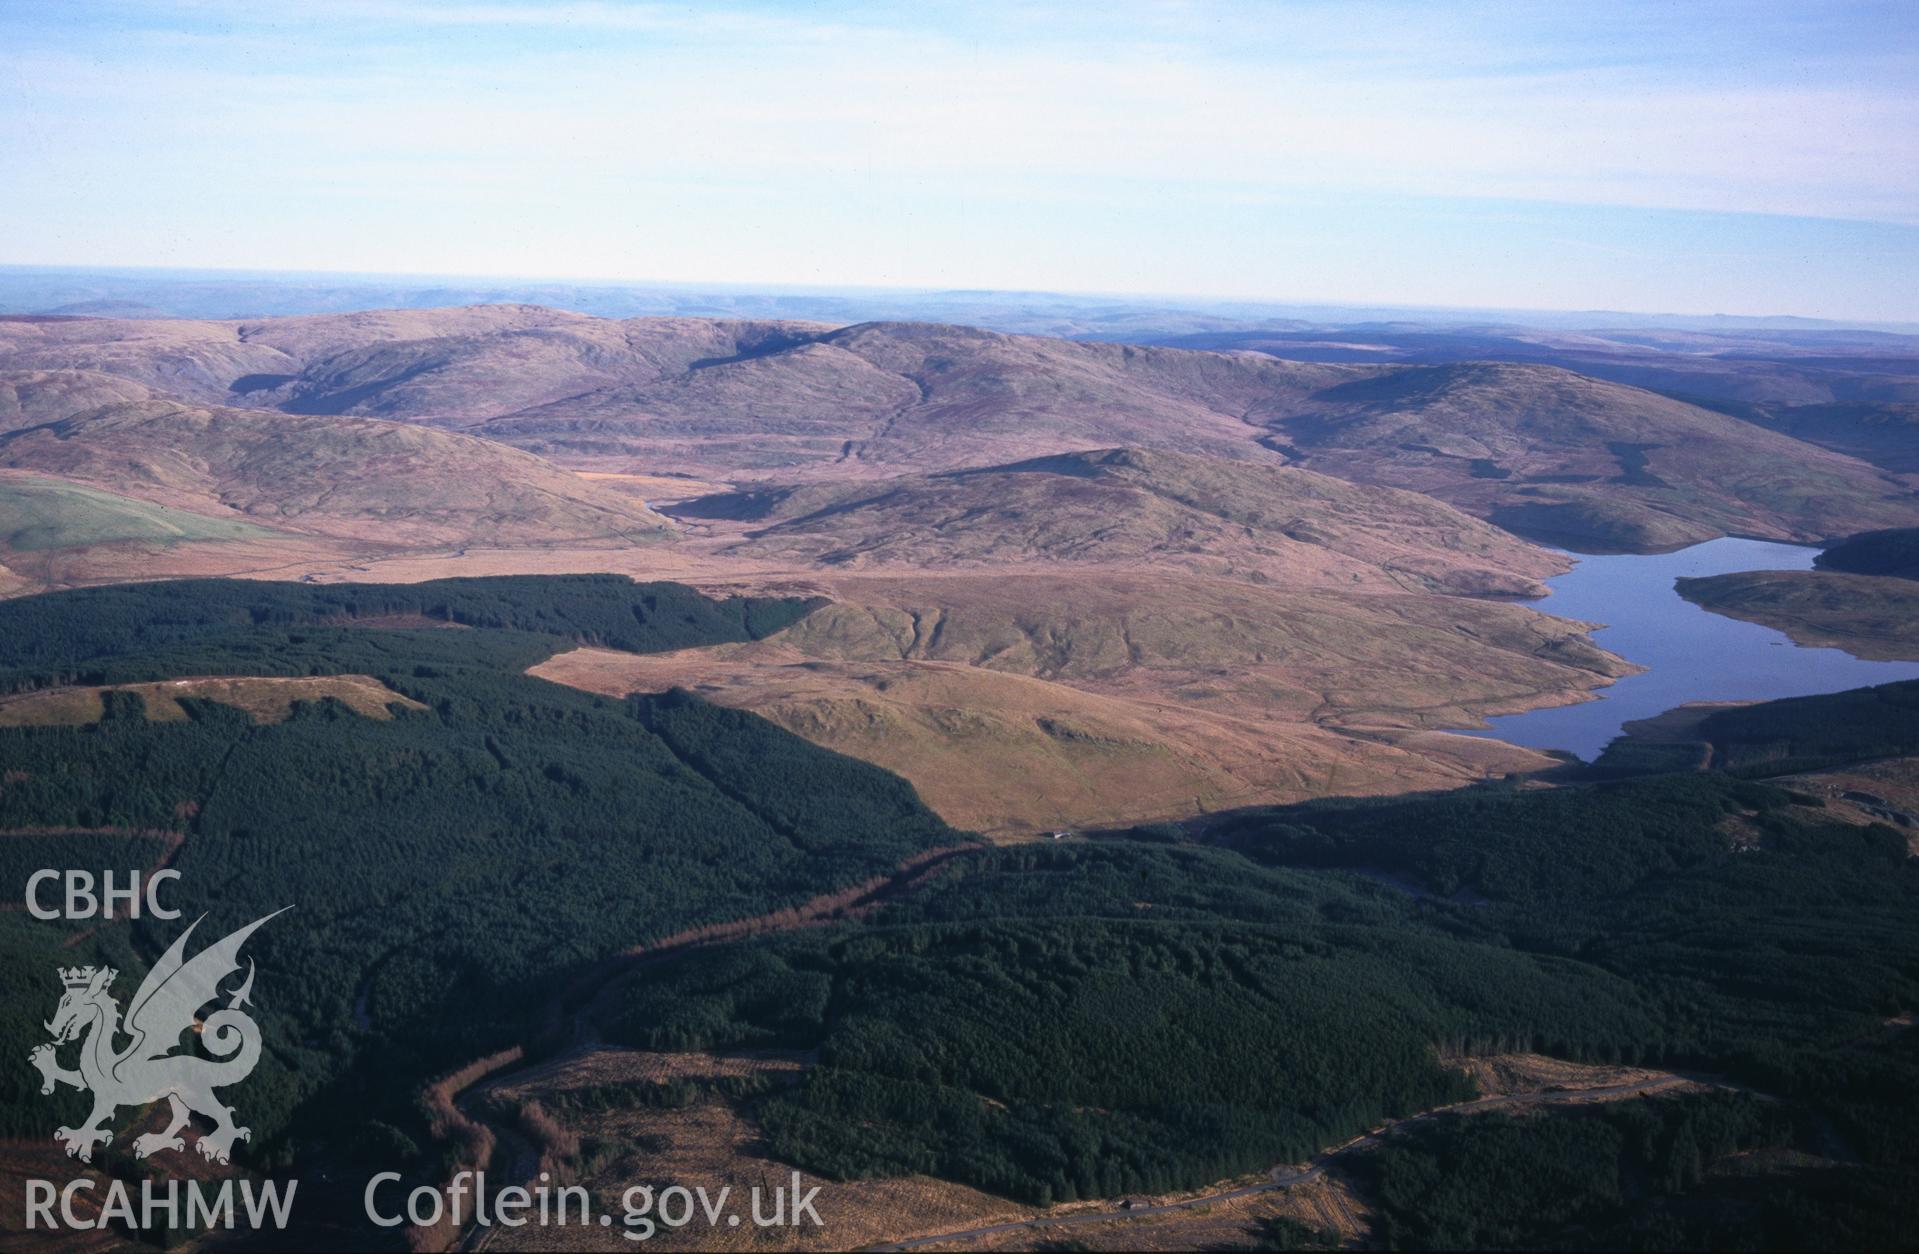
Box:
5;308;1915;550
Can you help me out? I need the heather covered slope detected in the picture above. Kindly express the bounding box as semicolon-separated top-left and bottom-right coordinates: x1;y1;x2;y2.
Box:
1669;527;1919;662
0;399;671;549
683;447;1564;596
5;307;1911;551
1677;570;1919;662
532;569;1629;834
1276;361;1919;551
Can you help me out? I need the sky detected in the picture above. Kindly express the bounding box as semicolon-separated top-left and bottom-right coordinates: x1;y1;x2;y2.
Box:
2;1;1916;321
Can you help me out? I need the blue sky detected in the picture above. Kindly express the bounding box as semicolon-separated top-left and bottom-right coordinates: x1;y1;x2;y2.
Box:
2;1;1915;320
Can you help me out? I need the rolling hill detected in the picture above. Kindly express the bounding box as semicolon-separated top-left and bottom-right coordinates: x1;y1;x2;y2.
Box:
532;567;1632;833
777;571;1631;728
0;470;309;596
683;447;1564;596
1672;526;1919;661
0;368;155;431
0;399;670;550
1817;526;1919;579
6;307;1913;551
1744;402;1919;477
2;303;1908;829
532;642;1558;837
0;474;282;552
1275;361;1919;551
1149;323;1919;481
1677;569;1919;661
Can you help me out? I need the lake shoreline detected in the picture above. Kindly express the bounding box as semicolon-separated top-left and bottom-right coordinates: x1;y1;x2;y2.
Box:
1460;538;1919;762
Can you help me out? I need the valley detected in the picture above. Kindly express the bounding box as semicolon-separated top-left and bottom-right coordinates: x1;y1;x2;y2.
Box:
1467;538;1919;760
5;307;1918;834
7;1;1916;1247
1;299;1916;1250
445;718;1919;1253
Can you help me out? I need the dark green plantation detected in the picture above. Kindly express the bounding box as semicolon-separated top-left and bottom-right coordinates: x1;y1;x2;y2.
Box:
4;575;1918;1250
1695;677;1919;771
606;842;1649;1203
1590;677;1919;777
1344;1090;1908;1251
1816;526;1919;580
0;572;823;691
0;576;959;1172
608;758;1919;1244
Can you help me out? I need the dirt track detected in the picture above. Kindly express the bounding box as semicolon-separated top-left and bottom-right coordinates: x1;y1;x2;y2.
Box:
867;1074;1714;1252
429;844;983;1252
433;847;1728;1253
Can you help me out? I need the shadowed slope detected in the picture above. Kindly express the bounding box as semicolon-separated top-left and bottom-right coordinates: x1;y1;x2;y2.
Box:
684;447;1564;596
1279;361;1919;551
1818;527;1919;579
530;566;1628;834
1677;569;1919;661
3;308;1910;551
532;643;1557;837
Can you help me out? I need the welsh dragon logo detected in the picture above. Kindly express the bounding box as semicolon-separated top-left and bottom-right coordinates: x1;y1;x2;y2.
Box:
29;909;286;1165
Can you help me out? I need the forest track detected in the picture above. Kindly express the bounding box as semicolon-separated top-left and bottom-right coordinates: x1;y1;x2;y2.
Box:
868;1073;1719;1251
436;847;1721;1253
425;842;983;1252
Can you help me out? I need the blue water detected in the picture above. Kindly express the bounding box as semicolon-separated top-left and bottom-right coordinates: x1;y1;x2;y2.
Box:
1465;537;1919;762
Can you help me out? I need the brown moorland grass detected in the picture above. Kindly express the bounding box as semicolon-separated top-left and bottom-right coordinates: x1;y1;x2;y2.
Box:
6;526;1627;834
0;675;427;727
10;309;1914;548
1677;568;1919;661
690;447;1567;598
1779;753;1919;854
0;399;675;561
531;644;1557;837
575;471;731;502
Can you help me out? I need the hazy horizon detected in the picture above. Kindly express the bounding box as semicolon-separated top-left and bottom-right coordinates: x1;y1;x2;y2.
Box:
4;1;1916;323
5;261;1916;333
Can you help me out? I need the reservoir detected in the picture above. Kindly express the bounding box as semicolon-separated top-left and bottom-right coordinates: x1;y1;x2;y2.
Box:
1467;537;1919;762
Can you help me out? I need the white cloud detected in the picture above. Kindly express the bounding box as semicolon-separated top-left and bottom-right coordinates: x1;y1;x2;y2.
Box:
9;3;1913;224
2;1;1914;316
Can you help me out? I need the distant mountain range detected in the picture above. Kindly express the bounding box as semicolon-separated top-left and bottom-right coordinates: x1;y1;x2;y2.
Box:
4;304;1912;555
4;264;1916;334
